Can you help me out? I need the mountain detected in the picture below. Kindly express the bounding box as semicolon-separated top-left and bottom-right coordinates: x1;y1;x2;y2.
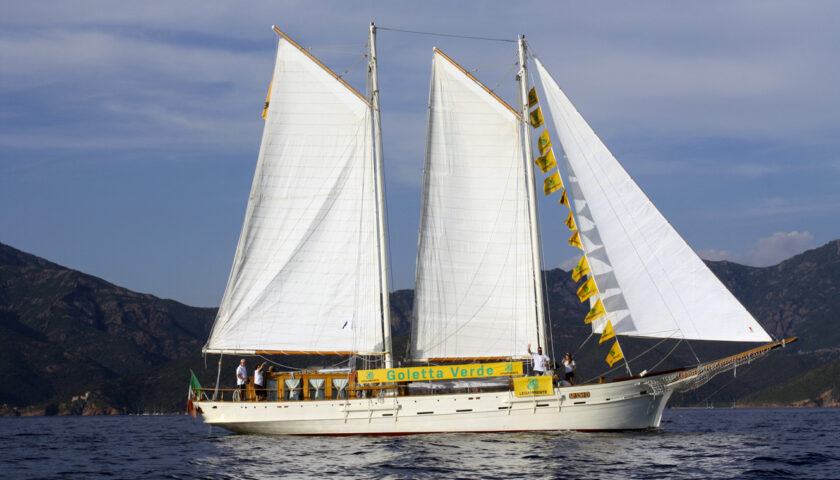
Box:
541;239;840;408
1;240;838;415
0;242;216;414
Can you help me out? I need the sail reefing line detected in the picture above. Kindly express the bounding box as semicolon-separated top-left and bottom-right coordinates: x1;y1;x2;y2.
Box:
432;48;521;118
376;26;516;43
204;27;391;357
272;26;371;106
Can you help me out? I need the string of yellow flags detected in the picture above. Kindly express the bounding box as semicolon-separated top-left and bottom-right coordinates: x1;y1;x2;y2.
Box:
530;85;622;370
605;339;624;367
569;231;582;249
571;256;590;282
599;320;615;344
572;254;621;368
585;298;605;324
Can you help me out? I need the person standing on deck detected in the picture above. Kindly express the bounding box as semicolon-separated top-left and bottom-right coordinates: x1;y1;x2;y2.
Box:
562;353;577;385
254;361;267;401
527;344;550;376
235;359;248;400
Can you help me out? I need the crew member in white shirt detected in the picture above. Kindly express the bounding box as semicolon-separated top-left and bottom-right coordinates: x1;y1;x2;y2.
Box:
527;344;550;376
562;353;577;385
235;359;248;400
253;361;267;401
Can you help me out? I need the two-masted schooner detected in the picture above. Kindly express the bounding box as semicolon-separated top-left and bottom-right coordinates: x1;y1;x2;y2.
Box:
191;24;794;435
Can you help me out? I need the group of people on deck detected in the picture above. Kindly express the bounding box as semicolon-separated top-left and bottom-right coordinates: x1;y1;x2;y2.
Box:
233;347;578;401
528;344;576;385
236;359;269;400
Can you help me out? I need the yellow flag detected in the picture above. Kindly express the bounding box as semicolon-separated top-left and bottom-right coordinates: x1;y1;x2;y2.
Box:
606;340;624;367
571;256;590;282
558;189;569;208
529;107;545;128
569;231;582;250
528;86;539;108
599;320;615;344
261;74;274;120
544;171;564;195
565;211;577;231
576;277;598;302
537;130;552;155
585;298;606;324
535;150;557;173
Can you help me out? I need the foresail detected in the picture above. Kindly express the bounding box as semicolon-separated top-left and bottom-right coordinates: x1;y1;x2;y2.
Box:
411;49;541;361
204;35;384;354
533;58;770;343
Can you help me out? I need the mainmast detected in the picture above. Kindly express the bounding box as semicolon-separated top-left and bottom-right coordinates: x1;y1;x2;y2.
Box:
517;35;548;353
369;22;394;368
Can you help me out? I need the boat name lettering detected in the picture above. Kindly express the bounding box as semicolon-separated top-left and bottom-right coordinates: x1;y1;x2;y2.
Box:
569;392;590;399
357;362;523;384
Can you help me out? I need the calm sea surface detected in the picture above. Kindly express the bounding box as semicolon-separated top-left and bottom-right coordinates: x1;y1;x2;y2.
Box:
0;408;838;479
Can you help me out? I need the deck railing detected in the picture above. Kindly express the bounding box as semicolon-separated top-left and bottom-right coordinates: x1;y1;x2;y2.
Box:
193;384;399;402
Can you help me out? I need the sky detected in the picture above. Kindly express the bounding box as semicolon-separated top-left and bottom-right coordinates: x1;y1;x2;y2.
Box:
1;1;839;307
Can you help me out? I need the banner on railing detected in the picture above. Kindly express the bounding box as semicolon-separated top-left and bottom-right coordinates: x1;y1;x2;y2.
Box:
357;361;523;384
513;376;554;397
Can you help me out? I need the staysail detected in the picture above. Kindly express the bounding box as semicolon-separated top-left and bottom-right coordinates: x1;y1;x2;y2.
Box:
204;32;385;354
411;49;541;361
533;57;770;342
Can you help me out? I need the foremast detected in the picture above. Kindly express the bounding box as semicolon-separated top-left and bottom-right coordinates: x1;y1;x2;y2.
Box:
369;23;394;368
517;35;548;354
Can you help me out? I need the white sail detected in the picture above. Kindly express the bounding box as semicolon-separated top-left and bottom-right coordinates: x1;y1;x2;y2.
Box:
411;49;541;361
204;34;385;354
533;58;770;342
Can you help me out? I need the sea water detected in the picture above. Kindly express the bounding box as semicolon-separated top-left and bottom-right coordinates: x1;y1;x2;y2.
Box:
0;408;837;479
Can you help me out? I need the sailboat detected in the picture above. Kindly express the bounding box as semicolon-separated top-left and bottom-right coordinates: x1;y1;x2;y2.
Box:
191;24;794;434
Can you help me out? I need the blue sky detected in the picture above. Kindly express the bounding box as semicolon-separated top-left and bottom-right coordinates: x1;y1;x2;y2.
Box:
2;1;838;307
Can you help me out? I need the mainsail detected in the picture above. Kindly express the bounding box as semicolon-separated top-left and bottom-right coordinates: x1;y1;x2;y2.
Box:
533;58;770;343
411;49;541;361
204;33;385;354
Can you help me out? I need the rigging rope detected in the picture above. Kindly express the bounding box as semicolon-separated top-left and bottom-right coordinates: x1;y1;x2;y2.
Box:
377;26;516;43
695;360;761;406
468;51;519;73
574;332;594;355
338;53;368;79
256;354;305;371
583;336;672;383
490;61;519;93
645;339;683;373
685;339;701;365
254;353;362;372
306;43;367;51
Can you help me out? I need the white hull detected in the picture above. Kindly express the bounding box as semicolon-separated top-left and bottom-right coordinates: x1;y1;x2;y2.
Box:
196;377;672;435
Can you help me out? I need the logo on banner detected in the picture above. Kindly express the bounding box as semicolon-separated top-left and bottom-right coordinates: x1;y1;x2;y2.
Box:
513;376;554;397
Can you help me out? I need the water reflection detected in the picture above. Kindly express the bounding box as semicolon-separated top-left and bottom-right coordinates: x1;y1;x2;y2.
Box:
191;427;774;479
0;409;836;480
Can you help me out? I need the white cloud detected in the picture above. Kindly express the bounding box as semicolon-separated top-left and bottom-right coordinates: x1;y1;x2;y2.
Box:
699;231;815;266
723;196;840;219
557;256;579;271
2;1;839;306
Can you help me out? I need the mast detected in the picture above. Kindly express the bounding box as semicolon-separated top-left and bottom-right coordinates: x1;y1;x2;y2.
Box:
369;22;394;368
517;35;548;353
